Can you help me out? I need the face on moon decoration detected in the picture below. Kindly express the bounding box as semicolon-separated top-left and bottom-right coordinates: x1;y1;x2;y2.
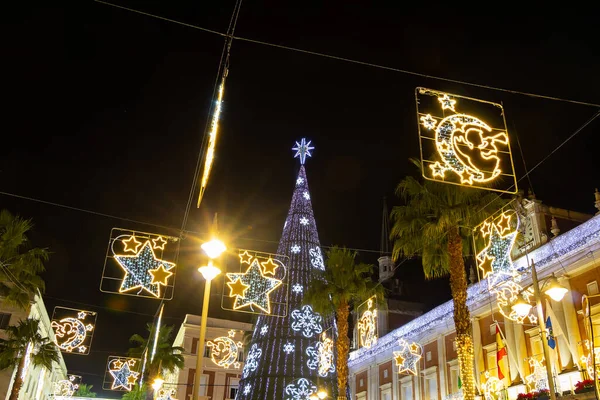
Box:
51;307;97;355
416;87;518;194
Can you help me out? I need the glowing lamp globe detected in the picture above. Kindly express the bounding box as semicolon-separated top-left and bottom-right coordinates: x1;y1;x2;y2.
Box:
201;239;226;259
511;296;532;317
151;377;164;391
198;261;221;281
318;391;328;399
309;396;318;400
544;276;568;302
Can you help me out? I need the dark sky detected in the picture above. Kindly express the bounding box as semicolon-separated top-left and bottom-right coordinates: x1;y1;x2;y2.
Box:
4;2;600;397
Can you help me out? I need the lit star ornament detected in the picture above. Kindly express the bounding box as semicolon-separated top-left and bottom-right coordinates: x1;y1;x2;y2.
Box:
437;94;457;111
260;258;279;275
393;338;422;375
115;241;175;298
152;236;167;250
109;359;139;391
226;258;282;314
292;138;315;165
122;236;142;253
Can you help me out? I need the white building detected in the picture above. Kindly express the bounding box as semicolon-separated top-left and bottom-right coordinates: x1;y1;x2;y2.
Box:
170;314;253;400
348;197;599;400
0;292;68;400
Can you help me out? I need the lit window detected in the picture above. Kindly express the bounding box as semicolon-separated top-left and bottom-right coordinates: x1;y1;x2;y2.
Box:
426;351;432;362
588;281;599;296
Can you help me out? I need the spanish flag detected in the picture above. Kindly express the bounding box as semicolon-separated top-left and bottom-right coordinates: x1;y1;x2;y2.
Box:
496;325;509;383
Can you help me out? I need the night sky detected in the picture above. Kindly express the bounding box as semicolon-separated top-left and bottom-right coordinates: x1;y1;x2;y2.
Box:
4;2;600;397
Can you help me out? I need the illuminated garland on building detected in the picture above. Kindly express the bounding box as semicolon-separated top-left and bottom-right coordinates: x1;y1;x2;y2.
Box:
357;297;378;349
416;87;517;194
317;332;335;377
393;338;422;375
107;357;139;391
51;307;96;355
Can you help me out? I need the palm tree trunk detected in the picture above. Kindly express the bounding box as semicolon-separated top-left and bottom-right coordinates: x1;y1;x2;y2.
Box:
448;225;475;400
336;299;350;400
9;357;26;400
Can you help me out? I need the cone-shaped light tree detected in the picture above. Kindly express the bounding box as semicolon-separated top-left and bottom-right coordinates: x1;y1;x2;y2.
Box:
236;140;337;399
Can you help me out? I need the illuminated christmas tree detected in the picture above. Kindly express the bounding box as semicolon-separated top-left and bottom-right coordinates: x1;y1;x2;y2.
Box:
236;140;337;400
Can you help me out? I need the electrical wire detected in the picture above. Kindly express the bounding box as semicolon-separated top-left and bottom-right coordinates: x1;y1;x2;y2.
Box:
93;0;600;109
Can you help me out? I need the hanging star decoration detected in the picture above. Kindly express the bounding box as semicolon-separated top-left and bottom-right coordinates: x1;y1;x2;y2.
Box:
152;236;167;250
156;388;178;400
114;240;175;298
357;297;378;349
393;338;422;375
292;138;315;165
122;236;142;253
51;307;96;355
476;210;536;324
226;258;282;314
261;258;279;275
525;359;549;392
109;358;139;391
418;89;511;189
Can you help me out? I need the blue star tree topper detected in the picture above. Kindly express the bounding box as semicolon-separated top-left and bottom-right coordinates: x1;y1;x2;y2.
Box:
292;138;314;165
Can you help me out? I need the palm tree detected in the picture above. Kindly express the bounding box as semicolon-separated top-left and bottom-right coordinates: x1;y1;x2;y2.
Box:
390;161;502;400
304;246;383;400
128;324;184;390
0;318;60;400
121;383;148;400
0;210;49;310
75;383;97;397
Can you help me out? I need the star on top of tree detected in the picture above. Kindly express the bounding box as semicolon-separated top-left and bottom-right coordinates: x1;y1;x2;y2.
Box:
292;138;314;165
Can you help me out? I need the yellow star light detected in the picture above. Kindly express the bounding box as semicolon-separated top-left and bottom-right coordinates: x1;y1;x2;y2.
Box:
227;277;250;298
395;353;405;366
458;169;474;185
420;114;437;130
496;213;512;236
478;255;495;279
430;162;446;178
437;94;456;111
149;264;173;286
261;258;279;275
152;236;167;250
439;141;451;152
226;259;282;314
122;236;142;253
126;375;138;385
410;343;420;354
239;251;253;264
113;359;123;369
480;221;492;238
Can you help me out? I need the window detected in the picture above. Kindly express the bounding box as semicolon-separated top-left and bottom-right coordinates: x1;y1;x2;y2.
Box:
237;350;244;362
426;351;432;362
401;382;413;400
452;341;457;351
449;367;459;394
588;281;599;296
0;313;11;329
191;337;198;354
359;378;364;387
204;345;211;357
228;377;240;399
383;368;388;379
486;350;498;378
381;388;392;400
425;375;438;400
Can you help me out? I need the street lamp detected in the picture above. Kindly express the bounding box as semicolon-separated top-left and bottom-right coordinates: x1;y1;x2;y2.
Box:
151;377;164;391
511;262;569;400
309;390;328;400
194;239;226;400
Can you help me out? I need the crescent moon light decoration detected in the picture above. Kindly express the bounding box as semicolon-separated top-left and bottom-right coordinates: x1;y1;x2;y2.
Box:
357;296;378;349
207;329;243;369
416;88;517;194
51;308;96;354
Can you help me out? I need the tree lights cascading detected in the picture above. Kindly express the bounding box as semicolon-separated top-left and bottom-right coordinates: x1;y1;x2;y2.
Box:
415;87;518;194
235;140;337;399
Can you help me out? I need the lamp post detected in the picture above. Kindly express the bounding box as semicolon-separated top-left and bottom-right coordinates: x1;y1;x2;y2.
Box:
512;261;569;400
194;239;226;400
309;390;328;400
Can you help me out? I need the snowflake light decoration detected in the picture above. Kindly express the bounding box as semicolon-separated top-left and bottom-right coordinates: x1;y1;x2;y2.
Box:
292;284;303;294
393;338;422;375
260;325;268;335
244;385;251;395
291;245;301;254
283;342;295;354
303;191;310;200
309;247;324;270
482;371;504;400
51;307;97;355
107;357;140;391
300;217;309;225
416;87;517;194
291;305;323;338
525;358;548;392
357;297;378;349
292;138;315;165
307;332;335;377
207;336;243;369
226;258;282;314
242;344;262;378
285;378;317;400
296;177;304;185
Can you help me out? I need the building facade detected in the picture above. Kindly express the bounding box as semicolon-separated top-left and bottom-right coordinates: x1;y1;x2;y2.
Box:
349;200;600;400
0;292;68;400
171;314;253;400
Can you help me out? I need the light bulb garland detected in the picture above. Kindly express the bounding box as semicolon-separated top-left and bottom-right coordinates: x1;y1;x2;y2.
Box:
51;307;96;355
416;87;517;194
357;297;378;349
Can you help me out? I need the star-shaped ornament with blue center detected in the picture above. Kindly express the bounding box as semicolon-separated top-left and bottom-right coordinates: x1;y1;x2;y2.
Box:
109;360;139;390
226;258;282;314
115;241;175;298
292;138;314;165
477;221;518;286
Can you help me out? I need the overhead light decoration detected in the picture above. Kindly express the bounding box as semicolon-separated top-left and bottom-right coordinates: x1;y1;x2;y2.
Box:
525;358;549;392
207;330;243;369
284;378;318;400
482;371;504;400
474;210;537;324
198;76;227;208
357;296;378;349
51;307;97;355
53;375;81;398
102;229;178;300
393;338;422;375
105;357;140;391
415;87;517;194
156;387;178;400
222;249;288;316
